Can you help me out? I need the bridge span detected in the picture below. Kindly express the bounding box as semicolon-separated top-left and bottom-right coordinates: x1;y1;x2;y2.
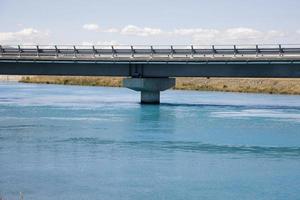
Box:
1;44;300;103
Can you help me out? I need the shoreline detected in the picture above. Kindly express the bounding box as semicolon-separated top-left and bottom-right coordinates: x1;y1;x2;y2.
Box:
19;76;300;95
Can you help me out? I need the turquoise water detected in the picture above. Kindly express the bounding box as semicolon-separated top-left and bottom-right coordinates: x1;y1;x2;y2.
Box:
1;82;300;200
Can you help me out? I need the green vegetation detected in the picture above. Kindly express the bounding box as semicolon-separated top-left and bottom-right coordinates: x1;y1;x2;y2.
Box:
20;76;300;95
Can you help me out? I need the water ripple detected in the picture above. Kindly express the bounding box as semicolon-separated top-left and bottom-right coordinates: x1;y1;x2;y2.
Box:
211;109;300;123
55;138;300;158
0;124;38;130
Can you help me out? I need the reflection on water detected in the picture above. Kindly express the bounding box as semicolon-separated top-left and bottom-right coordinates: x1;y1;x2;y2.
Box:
1;82;300;200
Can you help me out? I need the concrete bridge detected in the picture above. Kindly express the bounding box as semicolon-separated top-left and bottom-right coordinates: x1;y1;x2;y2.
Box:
1;44;300;103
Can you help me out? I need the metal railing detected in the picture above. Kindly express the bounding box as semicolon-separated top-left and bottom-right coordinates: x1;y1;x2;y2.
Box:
1;44;300;59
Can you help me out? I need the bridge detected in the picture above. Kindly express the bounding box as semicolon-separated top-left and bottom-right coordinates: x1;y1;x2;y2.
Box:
1;44;300;103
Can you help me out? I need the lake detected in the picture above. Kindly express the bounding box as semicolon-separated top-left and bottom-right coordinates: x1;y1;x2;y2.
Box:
1;82;300;200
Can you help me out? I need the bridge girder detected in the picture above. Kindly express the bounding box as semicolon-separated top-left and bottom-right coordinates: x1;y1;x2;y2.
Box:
0;60;300;78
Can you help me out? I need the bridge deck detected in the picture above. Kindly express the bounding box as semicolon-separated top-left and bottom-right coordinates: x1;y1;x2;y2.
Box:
2;55;300;63
1;45;300;78
1;44;300;61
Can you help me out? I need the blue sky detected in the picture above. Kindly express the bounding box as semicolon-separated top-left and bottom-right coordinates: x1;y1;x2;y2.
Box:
1;0;300;45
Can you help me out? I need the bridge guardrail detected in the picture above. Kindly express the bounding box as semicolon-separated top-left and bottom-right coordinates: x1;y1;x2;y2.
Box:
1;44;300;59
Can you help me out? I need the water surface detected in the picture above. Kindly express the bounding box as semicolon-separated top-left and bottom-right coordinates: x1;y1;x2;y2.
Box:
1;82;300;200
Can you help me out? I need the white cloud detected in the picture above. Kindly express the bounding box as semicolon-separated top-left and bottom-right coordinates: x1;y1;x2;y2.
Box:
266;30;285;37
0;28;49;44
172;28;220;44
173;28;219;36
82;24;119;33
82;24;100;31
224;28;262;40
82;24;163;36
105;28;119;33
96;40;119;45
120;25;163;36
96;24;287;44
189;28;286;44
81;24;296;44
81;40;119;46
169;27;274;44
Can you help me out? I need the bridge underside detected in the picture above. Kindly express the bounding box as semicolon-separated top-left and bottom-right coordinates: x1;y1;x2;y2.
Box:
1;60;300;78
1;59;300;104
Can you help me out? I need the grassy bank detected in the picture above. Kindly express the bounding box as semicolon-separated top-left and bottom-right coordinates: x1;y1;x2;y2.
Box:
21;76;123;87
20;76;300;95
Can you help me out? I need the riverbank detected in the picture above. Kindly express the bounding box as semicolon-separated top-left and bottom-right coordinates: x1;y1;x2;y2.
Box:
20;76;300;95
0;75;23;82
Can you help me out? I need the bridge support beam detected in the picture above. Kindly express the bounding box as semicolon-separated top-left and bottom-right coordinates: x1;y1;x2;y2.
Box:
123;78;175;104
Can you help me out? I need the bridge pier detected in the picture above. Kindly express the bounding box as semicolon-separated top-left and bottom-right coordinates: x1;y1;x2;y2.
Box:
123;78;175;104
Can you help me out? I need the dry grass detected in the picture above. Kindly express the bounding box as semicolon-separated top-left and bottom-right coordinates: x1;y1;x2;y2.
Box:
20;76;300;95
21;76;123;87
175;77;300;95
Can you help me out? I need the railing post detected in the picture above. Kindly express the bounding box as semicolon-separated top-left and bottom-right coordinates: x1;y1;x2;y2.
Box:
191;45;195;58
256;45;259;57
150;46;154;58
212;45;216;57
111;46;115;58
55;45;58;58
73;45;77;58
279;44;284;56
36;45;40;57
170;45;174;58
18;45;21;57
131;45;134;58
0;45;2;57
233;45;237;57
92;45;96;58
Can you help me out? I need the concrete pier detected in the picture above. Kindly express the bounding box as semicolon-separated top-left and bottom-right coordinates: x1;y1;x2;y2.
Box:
123;78;175;104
